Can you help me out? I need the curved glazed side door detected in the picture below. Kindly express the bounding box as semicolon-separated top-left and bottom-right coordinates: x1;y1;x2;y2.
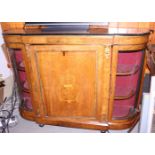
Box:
109;44;146;123
27;44;111;124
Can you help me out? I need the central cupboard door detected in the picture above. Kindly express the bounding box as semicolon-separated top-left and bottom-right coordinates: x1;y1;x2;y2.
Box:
29;45;110;121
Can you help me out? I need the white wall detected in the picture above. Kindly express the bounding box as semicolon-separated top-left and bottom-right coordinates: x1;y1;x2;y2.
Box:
139;76;155;132
0;25;12;78
0;25;13;99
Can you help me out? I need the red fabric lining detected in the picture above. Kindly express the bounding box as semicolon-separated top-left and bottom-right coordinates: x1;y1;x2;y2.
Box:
22;92;32;110
113;51;143;118
14;50;25;69
14;50;32;110
18;71;29;90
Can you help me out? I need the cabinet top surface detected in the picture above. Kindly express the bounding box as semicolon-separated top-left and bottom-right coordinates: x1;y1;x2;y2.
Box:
2;22;150;36
3;28;150;36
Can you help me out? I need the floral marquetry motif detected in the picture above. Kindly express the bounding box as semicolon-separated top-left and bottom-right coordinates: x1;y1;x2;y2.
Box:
59;74;77;104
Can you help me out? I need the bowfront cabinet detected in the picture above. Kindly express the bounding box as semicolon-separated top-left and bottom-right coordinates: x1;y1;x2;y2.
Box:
3;31;149;131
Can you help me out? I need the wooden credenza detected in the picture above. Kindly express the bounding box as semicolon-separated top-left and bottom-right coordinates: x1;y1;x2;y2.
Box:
2;23;150;131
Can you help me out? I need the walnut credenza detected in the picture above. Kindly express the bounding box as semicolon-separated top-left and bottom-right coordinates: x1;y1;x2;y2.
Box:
2;26;150;131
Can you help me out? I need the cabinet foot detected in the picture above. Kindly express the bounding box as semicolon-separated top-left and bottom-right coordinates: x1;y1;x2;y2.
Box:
100;130;110;133
38;124;45;127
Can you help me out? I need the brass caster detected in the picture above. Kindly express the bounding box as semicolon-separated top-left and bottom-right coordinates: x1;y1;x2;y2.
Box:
100;130;106;133
100;130;110;133
39;124;45;127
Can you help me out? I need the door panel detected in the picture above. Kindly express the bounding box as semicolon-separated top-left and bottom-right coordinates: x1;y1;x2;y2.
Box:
109;45;145;121
29;45;106;120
